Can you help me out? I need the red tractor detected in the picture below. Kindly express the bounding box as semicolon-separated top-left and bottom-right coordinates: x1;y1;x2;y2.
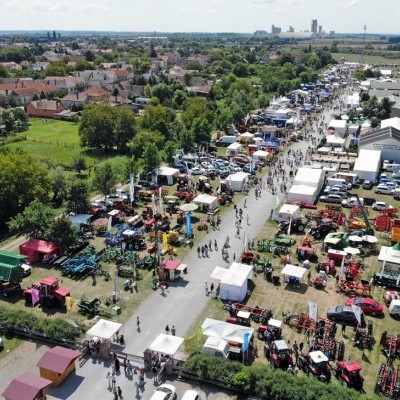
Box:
297;350;331;382
24;276;70;308
270;340;293;370
334;360;364;390
226;311;251;327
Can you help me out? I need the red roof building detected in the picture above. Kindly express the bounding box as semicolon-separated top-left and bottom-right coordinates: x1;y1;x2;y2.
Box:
19;239;60;262
26;100;66;119
2;372;52;400
36;346;81;386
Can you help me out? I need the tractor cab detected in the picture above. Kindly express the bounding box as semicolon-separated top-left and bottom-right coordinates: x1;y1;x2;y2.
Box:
257;318;283;340
307;351;331;382
270;340;292;369
335;360;364;390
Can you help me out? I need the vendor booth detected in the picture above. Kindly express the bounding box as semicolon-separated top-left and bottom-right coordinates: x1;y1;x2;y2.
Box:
281;264;307;286
36;346;81;386
326;135;346;148
162;259;188;281
201;318;254;344
328;119;347;136
148;333;185;357
275;204;301;223
252;150;270;165
218;262;253;302
2;372;52;400
86;319;123;359
192;193;218;213
293;167;324;192
286;184;319;205
156;167;180;186
353;149;381;182
226;142;242;157
19;239;60;262
226;172;250;192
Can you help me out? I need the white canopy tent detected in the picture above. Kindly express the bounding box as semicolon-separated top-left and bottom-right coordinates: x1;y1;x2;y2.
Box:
326;135;345;147
148;333;184;357
286;184;319;205
226;172;250;192
219;262;253;302
281;264;307;279
275;204;301;223
239;132;254;140
226;142;242;156
252;150;270;163
293;167;324;191
201;318;254;344
210;266;228;280
193;193;218;212
156;167;180;185
353;149;381;182
86;319;123;340
328;119;347;136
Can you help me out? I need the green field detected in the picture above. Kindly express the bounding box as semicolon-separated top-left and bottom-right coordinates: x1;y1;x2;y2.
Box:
332;52;400;66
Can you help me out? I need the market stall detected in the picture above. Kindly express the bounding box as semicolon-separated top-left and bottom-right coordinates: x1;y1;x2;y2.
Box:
226;172;250;192
281;264;307;285
201;318;254;344
86;319;123;359
2;372;52;400
156;167;180;185
148;333;185;357
219;262;253;302
192;193;219;213
19;239;60;262
162;259;187;281
36;346;81;386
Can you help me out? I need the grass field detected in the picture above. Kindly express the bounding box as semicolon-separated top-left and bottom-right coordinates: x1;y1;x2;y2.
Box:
332;52;400;66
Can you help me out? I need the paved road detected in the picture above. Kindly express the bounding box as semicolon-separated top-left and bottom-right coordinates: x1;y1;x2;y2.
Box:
0;88;351;400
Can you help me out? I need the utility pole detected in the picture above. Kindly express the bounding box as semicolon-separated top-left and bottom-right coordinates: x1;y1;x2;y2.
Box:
359;25;367;65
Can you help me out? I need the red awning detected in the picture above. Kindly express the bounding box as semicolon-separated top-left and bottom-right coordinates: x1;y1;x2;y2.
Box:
37;346;81;374
2;372;52;400
41;277;58;287
54;287;70;298
164;259;182;270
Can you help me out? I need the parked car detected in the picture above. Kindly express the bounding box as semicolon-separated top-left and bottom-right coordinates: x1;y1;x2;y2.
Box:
385;181;398;189
374;184;394;195
217;166;230;178
243;164;256;175
327;306;365;325
372;201;393;211
201;161;214;170
323;187;348;198
149;384;177;400
383;163;400;172
181;390;200;400
171;164;187;173
345;298;383;316
319;194;346;204
392;171;400;180
20;263;32;277
93;199;113;208
341;197;364;208
362;180;374;190
324;184;349;193
229;163;241;172
190;167;205;175
137;180;158;190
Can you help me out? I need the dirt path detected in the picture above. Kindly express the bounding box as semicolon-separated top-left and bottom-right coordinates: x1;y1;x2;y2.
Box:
0;235;27;252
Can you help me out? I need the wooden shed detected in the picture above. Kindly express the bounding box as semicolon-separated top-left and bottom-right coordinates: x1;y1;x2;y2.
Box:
36;346;81;386
2;372;52;400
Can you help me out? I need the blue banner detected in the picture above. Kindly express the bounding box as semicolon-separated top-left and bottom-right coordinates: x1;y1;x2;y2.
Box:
243;332;251;352
186;211;192;237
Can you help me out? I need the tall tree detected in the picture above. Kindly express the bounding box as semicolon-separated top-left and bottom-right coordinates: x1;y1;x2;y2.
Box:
71;154;87;176
129;129;165;159
92;162;118;198
113;106;136;153
142;142;161;176
49;166;68;204
8;200;54;239
48;215;78;250
66;180;90;214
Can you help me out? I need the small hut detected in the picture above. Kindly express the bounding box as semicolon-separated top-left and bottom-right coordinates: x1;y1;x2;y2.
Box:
2;372;52;400
36;346;81;386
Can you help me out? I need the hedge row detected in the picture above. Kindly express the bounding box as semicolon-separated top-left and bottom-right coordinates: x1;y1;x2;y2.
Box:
184;355;376;400
0;307;83;341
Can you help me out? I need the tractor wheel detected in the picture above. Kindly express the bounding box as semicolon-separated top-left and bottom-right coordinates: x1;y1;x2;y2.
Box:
314;231;322;240
258;332;264;340
297;225;305;232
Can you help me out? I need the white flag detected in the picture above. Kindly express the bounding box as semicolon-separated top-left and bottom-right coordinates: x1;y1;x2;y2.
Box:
107;216;112;231
339;256;346;279
351;304;363;325
308;301;318;322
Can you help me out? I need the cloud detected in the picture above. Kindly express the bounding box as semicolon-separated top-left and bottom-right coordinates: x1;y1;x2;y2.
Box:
4;0;109;14
341;0;361;8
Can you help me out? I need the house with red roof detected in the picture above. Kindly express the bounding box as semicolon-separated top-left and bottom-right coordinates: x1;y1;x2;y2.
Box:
2;372;52;400
26;100;66;119
81;85;109;102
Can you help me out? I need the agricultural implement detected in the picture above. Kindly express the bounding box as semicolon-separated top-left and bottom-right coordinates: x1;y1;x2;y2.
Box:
227;302;273;323
62;255;101;279
337;279;371;297
381;333;400;363
375;364;400;398
354;321;375;350
240;252;260;264
77;297;111;318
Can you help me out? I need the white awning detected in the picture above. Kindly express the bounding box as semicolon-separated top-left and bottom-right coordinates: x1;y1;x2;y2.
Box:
86;319;122;340
210;266;228;281
148;333;184;356
281;264;307;279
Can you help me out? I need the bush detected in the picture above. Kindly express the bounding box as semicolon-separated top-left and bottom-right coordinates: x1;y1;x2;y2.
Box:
184;355;365;400
0;306;82;340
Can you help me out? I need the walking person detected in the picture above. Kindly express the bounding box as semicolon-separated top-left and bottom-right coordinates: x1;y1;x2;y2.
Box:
117;386;123;399
165;324;170;334
214;239;218;251
106;371;112;388
171;325;176;336
210;282;214;297
246;214;249;225
342;323;346;335
205;282;209;296
111;371;116;388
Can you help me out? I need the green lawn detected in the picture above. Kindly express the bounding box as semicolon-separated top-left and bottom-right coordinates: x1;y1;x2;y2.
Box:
332;52;400;65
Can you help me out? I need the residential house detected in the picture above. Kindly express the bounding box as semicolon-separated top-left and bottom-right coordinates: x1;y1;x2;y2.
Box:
31;61;51;71
27;99;66;119
0;61;21;71
43;76;84;93
75;70;118;87
81;85;109;102
60;92;89;108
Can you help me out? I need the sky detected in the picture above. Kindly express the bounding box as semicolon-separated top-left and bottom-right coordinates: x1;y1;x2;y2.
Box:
2;0;400;34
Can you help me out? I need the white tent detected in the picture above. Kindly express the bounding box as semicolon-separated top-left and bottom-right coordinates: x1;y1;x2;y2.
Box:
219;262;253;302
353;149;381;182
193;193;218;212
317;147;331;153
275;204;301;223
226;142;242;156
293;167;324;191
326;135;345;147
252;150;270;163
148;333;184;356
286;184;319;204
226;172;250;192
86;319;123;340
239;132;254;140
328;119;347;136
281;264;307;279
156;167;180;185
69;214;92;231
210;266;228;280
201;318;254;344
